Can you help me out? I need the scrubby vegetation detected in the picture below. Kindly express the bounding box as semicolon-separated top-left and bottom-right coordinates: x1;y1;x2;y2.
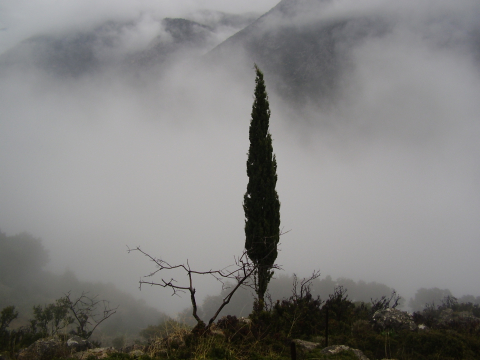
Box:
0;230;167;345
2;230;480;359
3;229;480;359
0;292;114;355
127;286;480;360
2;275;480;359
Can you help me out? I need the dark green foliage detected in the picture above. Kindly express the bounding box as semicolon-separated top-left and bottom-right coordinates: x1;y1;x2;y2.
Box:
7;292;480;360
244;64;280;305
412;296;480;333
402;330;472;359
135;287;480;360
271;287;324;339
323;286;356;336
0;305;45;355
413;302;440;328
344;325;480;360
30;297;73;336
216;315;240;331
207;344;234;360
266;273;325;340
304;348;361;359
190;274;400;320
346;297;480;360
0;306;18;332
247;281;359;344
248;291;323;342
107;352;132;360
0;306;18;350
453;302;480;318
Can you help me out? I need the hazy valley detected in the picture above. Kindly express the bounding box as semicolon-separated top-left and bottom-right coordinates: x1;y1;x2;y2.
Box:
1;0;480;337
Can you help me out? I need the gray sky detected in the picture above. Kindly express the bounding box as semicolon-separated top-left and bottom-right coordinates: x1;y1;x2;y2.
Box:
1;0;480;315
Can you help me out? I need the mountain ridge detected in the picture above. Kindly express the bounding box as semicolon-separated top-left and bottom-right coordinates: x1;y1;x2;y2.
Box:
1;0;479;107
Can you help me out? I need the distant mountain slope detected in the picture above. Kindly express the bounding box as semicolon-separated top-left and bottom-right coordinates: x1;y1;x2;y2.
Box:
0;12;256;77
128;18;215;69
0;18;213;77
1;30;101;77
1;0;479;105
207;0;480;106
206;0;390;105
187;10;259;31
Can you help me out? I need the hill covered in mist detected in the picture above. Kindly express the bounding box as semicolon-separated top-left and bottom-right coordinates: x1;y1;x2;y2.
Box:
2;0;480;109
0;10;257;78
1;0;480;318
0;230;166;341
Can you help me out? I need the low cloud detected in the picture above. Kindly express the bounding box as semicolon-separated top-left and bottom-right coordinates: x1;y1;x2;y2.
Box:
0;0;479;314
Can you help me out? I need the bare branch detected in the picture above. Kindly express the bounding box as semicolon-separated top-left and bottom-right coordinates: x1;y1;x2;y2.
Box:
129;245;281;332
64;291;117;339
291;270;321;301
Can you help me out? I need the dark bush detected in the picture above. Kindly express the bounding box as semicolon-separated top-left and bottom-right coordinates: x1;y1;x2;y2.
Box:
0;306;18;351
216;315;239;330
404;330;466;359
370;290;401;314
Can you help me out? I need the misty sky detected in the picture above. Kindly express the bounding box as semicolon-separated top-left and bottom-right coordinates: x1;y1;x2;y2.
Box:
1;0;480;315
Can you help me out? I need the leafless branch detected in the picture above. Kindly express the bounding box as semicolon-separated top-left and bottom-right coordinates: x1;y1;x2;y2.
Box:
291;270;321;301
128;246;281;331
64;291;118;339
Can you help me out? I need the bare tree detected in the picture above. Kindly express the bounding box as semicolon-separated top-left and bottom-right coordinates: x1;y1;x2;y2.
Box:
290;270;322;301
64;292;117;339
128;247;281;332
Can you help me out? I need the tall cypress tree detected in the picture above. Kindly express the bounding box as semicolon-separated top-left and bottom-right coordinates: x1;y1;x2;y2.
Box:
244;64;280;307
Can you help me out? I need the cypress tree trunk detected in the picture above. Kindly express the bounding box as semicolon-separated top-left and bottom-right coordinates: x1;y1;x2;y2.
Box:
243;64;281;307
